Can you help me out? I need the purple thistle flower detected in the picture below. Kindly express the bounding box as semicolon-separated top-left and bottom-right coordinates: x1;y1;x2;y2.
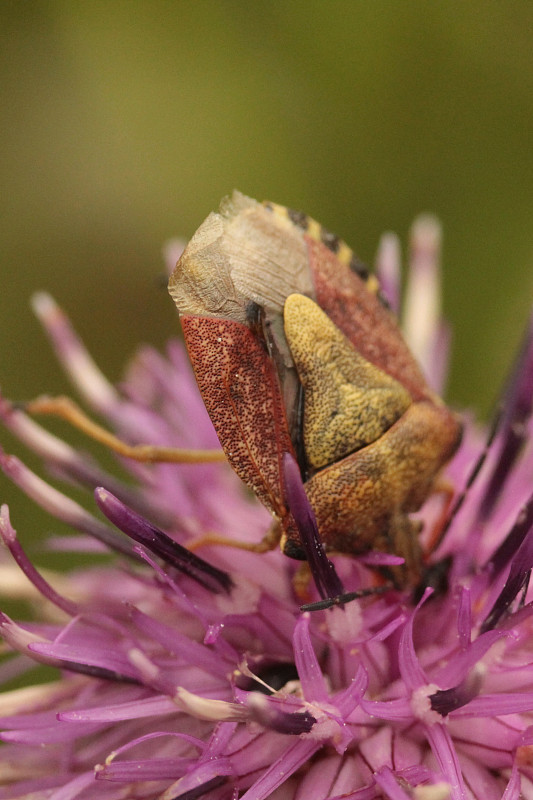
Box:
0;217;533;800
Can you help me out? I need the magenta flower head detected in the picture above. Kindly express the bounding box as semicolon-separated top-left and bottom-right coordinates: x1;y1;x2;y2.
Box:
1;202;533;800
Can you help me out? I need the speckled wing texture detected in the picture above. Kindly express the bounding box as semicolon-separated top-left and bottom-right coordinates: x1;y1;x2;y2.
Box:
169;192;309;519
179;313;294;519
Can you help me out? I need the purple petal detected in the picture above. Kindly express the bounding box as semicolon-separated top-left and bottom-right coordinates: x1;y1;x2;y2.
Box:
96;756;193;782
45;771;97;800
431;629;508;689
402;214;442;383
480;310;533;520
0;506;78;616
0;775;74;799
129;605;232;677
282;454;344;601
239;740;321;800
375;231;401;314
450;692;533;718
501;764;521;800
456;586;472;648
292;614;329;704
424;724;466;800
95;487;232;593
58;694;177;722
29;641;142;684
359;698;413;721
482;510;533;632
374;766;412;800
397;594;430;690
31;292;118;415
0;450;135;557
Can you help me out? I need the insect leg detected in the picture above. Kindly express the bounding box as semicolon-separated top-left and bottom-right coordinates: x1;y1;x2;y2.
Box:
23;395;226;464
187;519;282;554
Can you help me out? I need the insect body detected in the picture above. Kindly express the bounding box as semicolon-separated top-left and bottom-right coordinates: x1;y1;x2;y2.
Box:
169;192;462;586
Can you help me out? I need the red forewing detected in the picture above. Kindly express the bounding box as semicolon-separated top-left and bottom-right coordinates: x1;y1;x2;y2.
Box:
180;315;295;518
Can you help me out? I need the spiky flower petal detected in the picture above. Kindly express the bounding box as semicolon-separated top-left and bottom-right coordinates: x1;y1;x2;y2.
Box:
0;220;532;800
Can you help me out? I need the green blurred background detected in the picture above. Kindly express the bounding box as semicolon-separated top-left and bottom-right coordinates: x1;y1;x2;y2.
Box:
1;1;533;550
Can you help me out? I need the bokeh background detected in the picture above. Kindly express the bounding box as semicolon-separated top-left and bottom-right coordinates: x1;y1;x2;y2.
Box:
2;2;533;547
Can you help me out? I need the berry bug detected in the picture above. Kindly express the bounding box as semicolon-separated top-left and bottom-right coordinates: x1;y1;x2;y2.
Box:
168;192;462;587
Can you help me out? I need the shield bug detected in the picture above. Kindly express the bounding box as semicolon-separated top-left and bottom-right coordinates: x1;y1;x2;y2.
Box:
169;192;462;587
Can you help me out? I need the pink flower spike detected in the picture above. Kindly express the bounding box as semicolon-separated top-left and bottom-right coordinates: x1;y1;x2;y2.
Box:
292;613;329;704
375;231;401;314
397;592;431;691
282;453;344;603
425;724;467;800
0;449;135;557
502;763;522;799
374;765;412;799
402;214;442;382
238;739;320;800
162;238;187;275
31;292;119;415
1;213;533;799
0;390;162;523
94;486;232;594
0;505;78;616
